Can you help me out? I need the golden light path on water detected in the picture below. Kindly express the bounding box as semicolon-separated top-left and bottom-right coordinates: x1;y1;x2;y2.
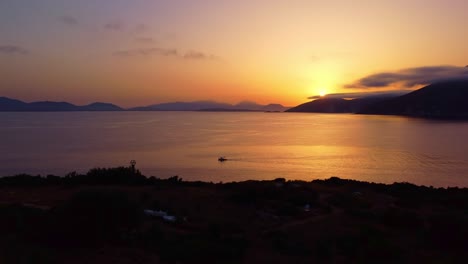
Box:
1;112;467;187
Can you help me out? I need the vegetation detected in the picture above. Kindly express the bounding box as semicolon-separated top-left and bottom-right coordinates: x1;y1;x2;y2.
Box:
0;167;467;263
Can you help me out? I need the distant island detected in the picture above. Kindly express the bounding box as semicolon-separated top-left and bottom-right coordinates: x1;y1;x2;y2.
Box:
287;79;468;119
0;98;290;112
3;79;468;118
0;97;123;112
129;101;290;112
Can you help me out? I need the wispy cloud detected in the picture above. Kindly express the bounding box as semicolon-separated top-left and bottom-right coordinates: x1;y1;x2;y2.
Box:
104;21;125;31
0;45;29;55
345;65;468;89
134;24;149;34
114;47;221;61
113;48;178;57
183;50;220;61
135;37;155;44
58;16;79;26
308;90;411;100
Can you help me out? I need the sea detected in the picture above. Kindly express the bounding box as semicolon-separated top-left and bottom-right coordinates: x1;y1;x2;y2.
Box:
1;112;467;187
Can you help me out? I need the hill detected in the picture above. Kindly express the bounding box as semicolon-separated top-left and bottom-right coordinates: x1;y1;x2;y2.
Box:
129;101;233;111
25;101;79;111
261;103;290;112
0;97;290;112
287;98;352;113
286;93;403;113
81;102;123;111
359;79;468;118
0;97;124;112
130;101;290;112
0;97;27;111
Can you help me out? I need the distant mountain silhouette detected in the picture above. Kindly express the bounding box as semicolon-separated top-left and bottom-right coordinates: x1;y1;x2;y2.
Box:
0;97;290;112
0;97;28;111
198;108;258;112
81;102;123;111
0;97;123;112
261;103;290;112
286;92;404;113
234;101;262;110
130;101;290;112
287;98;352;113
25;101;79;111
129;101;233;111
359;79;468;118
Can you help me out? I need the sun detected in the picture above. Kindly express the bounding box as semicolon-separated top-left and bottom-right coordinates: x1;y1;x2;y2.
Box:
318;89;327;97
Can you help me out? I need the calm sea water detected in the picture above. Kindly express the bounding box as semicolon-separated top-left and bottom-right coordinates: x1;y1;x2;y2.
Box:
1;112;467;187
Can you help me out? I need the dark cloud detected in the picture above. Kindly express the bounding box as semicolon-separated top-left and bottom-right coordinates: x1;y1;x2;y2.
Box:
135;37;155;44
58;16;79;26
345;65;468;89
113;48;178;57
308;90;411;100
104;21;125;31
0;45;29;55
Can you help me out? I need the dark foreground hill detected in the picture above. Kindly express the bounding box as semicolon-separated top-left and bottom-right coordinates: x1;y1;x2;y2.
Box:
286;98;352;113
359;79;468;118
286;95;401;113
0;166;467;263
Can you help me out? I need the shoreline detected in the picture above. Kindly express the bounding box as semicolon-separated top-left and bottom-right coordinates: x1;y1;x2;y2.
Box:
2;167;467;189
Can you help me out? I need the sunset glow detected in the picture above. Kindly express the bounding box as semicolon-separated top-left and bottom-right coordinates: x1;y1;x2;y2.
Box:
0;2;468;262
1;0;467;107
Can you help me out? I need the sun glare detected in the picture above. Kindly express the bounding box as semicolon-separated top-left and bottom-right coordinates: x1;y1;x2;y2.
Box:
319;90;327;97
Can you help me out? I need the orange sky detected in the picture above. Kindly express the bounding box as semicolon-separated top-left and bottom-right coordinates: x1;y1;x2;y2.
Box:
1;0;467;107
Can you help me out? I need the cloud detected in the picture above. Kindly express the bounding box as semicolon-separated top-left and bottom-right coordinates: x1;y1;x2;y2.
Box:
345;65;468;89
0;45;29;55
113;48;178;57
58;16;79;26
183;50;220;61
135;37;155;44
308;90;411;100
163;32;177;40
134;24;149;34
114;48;221;61
104;21;125;31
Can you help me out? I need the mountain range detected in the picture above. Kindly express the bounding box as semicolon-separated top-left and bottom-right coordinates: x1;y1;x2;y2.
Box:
0;98;290;112
287;79;468;118
3;79;467;117
358;79;468;118
0;97;123;112
129;101;289;112
286;93;406;113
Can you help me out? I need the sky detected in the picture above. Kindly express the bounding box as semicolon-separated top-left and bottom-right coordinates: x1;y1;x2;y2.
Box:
1;0;467;107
